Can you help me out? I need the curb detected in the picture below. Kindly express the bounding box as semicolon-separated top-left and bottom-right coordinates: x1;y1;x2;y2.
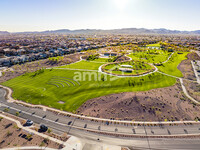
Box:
1;85;200;126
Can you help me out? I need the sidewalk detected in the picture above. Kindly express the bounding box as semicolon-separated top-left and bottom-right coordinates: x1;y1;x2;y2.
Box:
191;60;200;84
0;113;79;150
1;84;200;125
1;146;57;150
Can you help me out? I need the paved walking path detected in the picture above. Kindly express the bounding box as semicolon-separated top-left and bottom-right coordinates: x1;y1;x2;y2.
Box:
1;52;200;126
1;84;200;125
1;147;57;150
98;63;158;78
162;52;174;64
98;54;158;78
191;60;200;84
157;70;200;104
157;71;179;79
48;68;98;72
179;78;200;104
46;55;83;70
97;52;173;78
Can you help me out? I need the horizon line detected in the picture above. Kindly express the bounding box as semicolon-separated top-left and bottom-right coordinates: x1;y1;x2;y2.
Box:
1;27;200;33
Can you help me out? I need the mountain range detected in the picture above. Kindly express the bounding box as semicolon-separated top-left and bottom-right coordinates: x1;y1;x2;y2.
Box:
1;28;200;35
0;31;10;35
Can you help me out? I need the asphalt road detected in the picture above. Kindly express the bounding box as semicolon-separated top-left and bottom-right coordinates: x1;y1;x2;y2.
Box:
1;88;200;149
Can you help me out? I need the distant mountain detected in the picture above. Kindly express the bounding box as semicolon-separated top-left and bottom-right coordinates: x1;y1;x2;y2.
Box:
40;28;200;35
43;29;71;34
0;31;10;35
1;28;200;35
191;30;200;34
42;29;104;34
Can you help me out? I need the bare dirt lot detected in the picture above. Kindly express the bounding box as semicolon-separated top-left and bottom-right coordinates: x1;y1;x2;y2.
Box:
78;81;200;121
178;52;200;80
0;53;82;83
184;80;200;102
0;116;62;149
179;52;200;103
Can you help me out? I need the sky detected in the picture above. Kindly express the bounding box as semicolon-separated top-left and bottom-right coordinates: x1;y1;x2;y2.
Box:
0;0;200;32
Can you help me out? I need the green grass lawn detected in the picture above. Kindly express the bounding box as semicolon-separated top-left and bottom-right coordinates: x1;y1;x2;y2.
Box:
157;52;189;77
128;51;170;64
56;60;106;70
1;69;176;112
1;49;187;113
103;61;154;76
146;43;161;47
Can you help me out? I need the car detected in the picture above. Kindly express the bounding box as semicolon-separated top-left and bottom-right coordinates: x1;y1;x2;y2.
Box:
68;121;72;125
105;121;109;125
40;124;48;132
25;120;33;126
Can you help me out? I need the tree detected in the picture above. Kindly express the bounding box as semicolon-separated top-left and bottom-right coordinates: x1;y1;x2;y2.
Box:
15;112;20;116
47;128;52;133
26;134;32;140
4;108;9;112
39;141;45;147
6;131;12;137
0;117;3;121
2;72;5;76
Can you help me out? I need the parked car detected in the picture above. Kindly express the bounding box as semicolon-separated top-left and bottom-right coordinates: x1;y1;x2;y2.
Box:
40;124;48;132
25;120;33;126
68;121;72;125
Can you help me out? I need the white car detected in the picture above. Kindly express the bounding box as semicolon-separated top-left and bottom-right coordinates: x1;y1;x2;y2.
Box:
25;119;33;126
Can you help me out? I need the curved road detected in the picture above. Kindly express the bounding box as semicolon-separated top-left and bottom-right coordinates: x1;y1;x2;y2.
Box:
1;88;200;149
1;53;200;149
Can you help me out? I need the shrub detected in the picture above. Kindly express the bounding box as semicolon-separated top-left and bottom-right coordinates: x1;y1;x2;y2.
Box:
47;128;52;133
4;108;9;112
16;112;20;116
0;117;3;121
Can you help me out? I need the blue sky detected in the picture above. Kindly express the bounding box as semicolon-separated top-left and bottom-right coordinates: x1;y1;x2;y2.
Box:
0;0;200;32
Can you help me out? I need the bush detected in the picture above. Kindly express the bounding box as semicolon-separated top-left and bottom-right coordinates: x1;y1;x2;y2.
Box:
4;108;9;112
47;128;52;133
31;68;45;77
107;56;117;62
87;54;99;61
15;112;20;116
48;56;64;62
0;117;3;121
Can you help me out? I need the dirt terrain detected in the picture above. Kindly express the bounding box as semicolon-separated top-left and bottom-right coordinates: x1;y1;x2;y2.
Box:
179;52;200;102
184;80;200;102
178;52;200;80
114;55;131;62
0;117;62;149
78;82;200;121
0;53;82;83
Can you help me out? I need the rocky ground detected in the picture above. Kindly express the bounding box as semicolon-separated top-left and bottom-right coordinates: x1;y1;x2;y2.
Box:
114;55;131;62
0;116;62;149
78;82;200;121
179;52;200;103
178;52;200;80
184;80;200;102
